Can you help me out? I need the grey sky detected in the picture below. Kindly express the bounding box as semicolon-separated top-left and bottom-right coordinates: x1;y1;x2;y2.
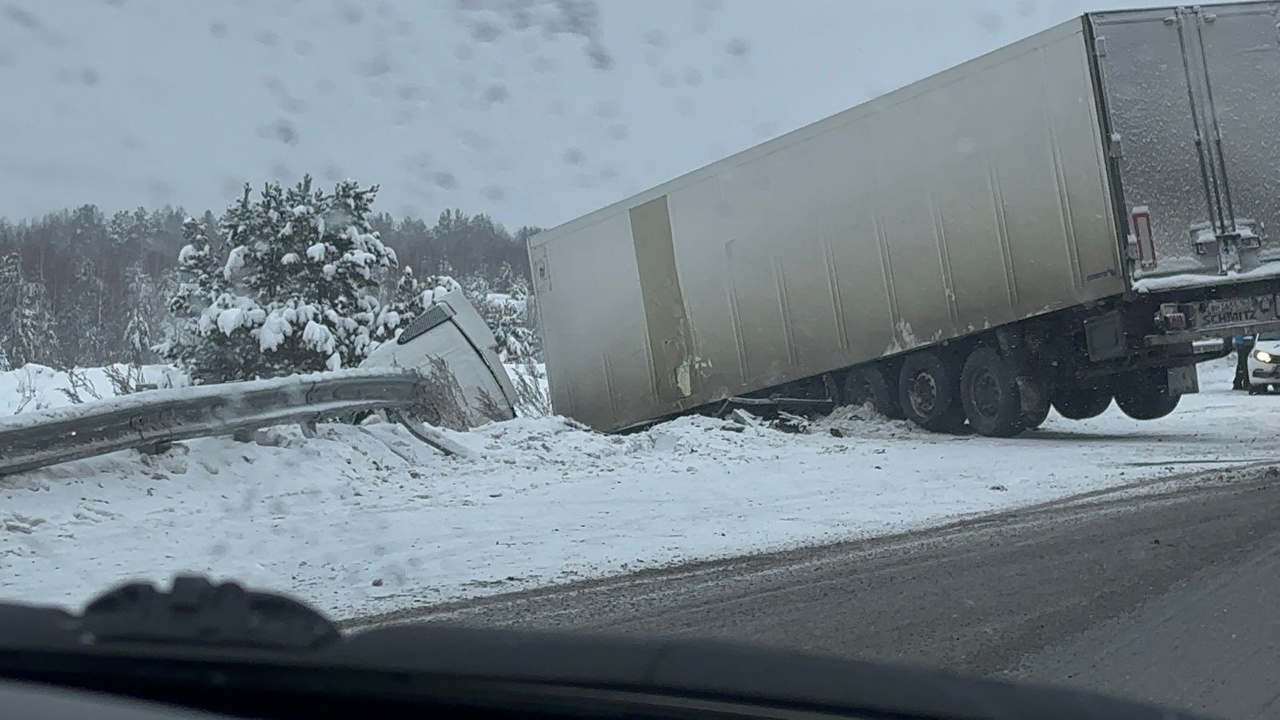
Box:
0;0;1169;229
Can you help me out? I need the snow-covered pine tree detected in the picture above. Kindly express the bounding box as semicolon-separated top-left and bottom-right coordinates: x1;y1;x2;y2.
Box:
369;266;463;348
0;253;57;367
151;267;182;359
61;258;109;367
496;261;517;295
420;272;462;297
7;278;57;368
492;262;540;359
122;263;154;366
285;178;397;369
157;214;259;384
456;271;537;364
165;176;403;383
0;253;21;361
235;176;398;375
104;208;157;351
195;181;292;379
371;265;423;347
504;270;542;360
0;253;15;371
488;295;537;364
460;272;492;307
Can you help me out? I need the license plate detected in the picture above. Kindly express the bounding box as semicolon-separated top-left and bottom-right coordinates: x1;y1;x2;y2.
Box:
1193;295;1279;330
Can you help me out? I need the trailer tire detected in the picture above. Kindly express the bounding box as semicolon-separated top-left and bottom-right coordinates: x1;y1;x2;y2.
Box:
898;351;967;433
1051;384;1112;420
843;366;904;419
959;346;1026;438
1114;369;1180;420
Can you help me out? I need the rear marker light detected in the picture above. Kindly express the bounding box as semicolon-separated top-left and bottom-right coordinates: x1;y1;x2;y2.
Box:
1131;206;1157;270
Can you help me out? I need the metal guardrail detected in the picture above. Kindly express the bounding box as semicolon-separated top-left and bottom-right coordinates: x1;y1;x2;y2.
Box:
0;368;459;477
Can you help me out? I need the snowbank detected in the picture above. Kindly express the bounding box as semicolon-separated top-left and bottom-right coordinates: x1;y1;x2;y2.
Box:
0;356;1266;621
0;364;188;417
0;361;546;420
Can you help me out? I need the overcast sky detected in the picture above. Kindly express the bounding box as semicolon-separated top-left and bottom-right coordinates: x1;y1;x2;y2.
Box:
0;0;1171;229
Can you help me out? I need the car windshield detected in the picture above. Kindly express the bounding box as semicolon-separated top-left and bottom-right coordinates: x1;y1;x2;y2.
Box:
1;2;1278;720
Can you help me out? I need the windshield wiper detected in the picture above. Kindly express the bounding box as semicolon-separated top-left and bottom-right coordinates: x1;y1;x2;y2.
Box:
78;575;340;651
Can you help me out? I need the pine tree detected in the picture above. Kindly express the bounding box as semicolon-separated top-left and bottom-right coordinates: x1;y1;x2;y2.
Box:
122;263;154;366
420;272;462;297
163;177;404;382
278;178;397;369
239;177;398;374
157;215;257;383
63;258;109;366
488;296;537;364
0;253;21;346
103;208;157;352
496;261;517;295
460;272;492;307
371;266;424;346
0;254;56;367
151;268;182;359
507;271;530;301
504;270;540;360
370;266;462;348
7;279;56;368
456;270;537;364
0;253;20;370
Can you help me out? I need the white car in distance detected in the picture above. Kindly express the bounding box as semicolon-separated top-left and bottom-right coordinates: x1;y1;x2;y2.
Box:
1246;333;1280;395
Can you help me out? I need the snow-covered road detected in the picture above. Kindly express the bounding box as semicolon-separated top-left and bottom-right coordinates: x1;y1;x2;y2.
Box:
1;356;1273;620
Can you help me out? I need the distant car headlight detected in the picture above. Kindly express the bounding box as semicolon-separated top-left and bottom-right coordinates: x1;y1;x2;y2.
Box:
1255;349;1275;364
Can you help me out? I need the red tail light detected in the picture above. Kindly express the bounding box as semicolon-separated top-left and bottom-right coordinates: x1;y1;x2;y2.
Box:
1131;206;1157;270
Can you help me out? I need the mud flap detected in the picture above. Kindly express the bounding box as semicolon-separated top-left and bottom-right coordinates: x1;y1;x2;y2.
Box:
1167;364;1199;396
1016;376;1050;415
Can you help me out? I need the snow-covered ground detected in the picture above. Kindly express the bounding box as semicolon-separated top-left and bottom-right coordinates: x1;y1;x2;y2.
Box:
0;356;1272;620
0;363;188;416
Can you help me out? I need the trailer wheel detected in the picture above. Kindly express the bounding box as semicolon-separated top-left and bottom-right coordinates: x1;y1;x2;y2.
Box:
959;346;1026;438
842;366;904;419
898;351;966;433
1114;369;1181;420
1051;384;1112;420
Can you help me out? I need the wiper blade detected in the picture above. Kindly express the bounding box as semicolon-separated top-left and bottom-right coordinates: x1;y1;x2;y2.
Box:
2;575;340;653
83;575;340;651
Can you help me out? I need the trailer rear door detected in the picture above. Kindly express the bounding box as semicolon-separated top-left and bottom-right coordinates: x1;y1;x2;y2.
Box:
1089;2;1280;291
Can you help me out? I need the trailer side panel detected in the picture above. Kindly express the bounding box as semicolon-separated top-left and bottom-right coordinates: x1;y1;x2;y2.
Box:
531;18;1125;432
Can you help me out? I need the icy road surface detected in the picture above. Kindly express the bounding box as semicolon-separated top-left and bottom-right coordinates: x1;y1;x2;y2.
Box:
0;356;1272;620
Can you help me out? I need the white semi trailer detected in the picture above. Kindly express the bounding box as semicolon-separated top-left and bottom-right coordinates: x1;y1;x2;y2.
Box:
528;2;1280;437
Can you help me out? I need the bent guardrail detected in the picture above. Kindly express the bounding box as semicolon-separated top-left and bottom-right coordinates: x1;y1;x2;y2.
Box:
0;368;460;477
0;287;526;477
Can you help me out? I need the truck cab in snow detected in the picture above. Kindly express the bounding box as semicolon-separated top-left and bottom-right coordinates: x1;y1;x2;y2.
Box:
360;289;518;430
